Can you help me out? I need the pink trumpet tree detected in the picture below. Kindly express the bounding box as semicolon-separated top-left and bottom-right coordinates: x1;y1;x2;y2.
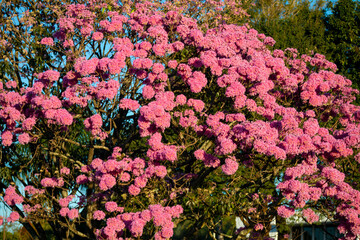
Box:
1;1;360;240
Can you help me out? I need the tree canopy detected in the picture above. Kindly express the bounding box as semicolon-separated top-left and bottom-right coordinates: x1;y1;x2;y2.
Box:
0;1;359;240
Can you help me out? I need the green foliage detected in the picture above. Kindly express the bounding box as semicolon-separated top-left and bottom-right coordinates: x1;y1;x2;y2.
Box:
323;0;360;89
251;0;328;55
0;222;31;240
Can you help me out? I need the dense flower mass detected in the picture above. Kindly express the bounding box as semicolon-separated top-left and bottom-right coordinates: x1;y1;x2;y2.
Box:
1;0;360;240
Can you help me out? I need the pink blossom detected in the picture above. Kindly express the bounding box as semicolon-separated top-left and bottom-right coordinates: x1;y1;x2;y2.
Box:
170;192;177;200
221;157;238;175
41;178;58;188
152;63;165;74
59;195;74;207
76;175;88;184
55;109;73;126
303;118;319;136
22;118;36;130
128;184;141;196
254;223;264;231
93;210;106;220
141;210;152;221
60;167;70;175
264;37;276;46
4;186;23;206
7;212;20;223
40;37;54;46
60;208;69;217
119;99;140;111
74;57;99;76
177;64;192;79
104;159;119;172
187;99;205;112
84;114;102;130
1;131;13;146
168;60;178;69
108;59;124;74
67;209;79;219
187;71;207;93
277;206;295;218
130;219;146;237
153;44;167;56
142;85;155;99
91;158;103;170
106;217;125;233
99;174;117;191
176;94;187;105
37;70;60;82
92;32;104;41
24;186;39;195
5;81;17;88
321;167;345;183
140;41;152;51
105;201;118;212
134;176;148;188
161;227;173;238
18;133;30;145
217;138;237;155
302;208;319;224
155;166;167;178
120;172;131;182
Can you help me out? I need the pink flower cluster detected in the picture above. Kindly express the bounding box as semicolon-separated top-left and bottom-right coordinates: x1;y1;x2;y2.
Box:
277;206;295;218
119;99;140;111
147;132;178;162
3;186;23;206
194;149;220;168
7;212;20;223
187;99;205;112
59;195;75;207
93;210;106;220
302;208;319;224
186;71;207;93
24;186;45;196
23;204;41;214
221;157;239;175
254;223;264;231
40;37;54;46
0;79;76;141
138;102;171;137
84;114;107;139
72;148;170;198
60;167;71;175
95;204;183;240
92;32;104;41
36;70;60;86
40;177;64;188
60;208;79;220
277;178;321;208
178;109;198;129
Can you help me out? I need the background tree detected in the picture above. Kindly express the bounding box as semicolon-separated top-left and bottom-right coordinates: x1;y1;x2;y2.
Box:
323;0;360;89
250;0;329;55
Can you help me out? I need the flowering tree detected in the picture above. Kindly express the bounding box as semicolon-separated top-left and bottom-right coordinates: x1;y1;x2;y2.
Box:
1;1;360;240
